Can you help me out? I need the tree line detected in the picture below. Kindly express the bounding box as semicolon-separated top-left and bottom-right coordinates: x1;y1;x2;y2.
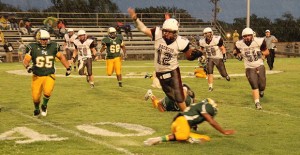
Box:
0;0;299;41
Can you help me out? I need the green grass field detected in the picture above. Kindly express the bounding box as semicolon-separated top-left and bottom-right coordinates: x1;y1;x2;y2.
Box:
1;58;300;155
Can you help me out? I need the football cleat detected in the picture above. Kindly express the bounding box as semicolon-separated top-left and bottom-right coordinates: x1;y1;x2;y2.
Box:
259;91;264;98
143;137;162;146
226;76;230;81
187;137;203;144
144;89;153;101
208;87;213;92
33;109;40;117
255;102;262;110
90;84;95;88
118;82;123;87
191;125;198;131
41;105;47;116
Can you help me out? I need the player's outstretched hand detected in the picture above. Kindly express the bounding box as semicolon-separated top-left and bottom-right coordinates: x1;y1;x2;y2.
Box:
127;8;137;20
223;130;235;135
26;66;32;73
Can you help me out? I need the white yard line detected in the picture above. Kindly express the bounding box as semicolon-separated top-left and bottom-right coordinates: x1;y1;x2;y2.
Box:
6;69;283;79
12;110;135;155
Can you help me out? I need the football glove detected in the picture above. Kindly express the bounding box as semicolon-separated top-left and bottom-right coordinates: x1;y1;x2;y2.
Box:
223;54;227;62
65;67;71;76
199;55;206;64
235;55;243;61
189;50;203;61
26;66;32;73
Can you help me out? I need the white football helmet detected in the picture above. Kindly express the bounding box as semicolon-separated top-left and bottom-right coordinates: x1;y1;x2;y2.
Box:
203;27;213;34
39;30;50;39
77;29;86;36
67;28;74;32
203;27;213;39
162;18;179;31
108;27;117;38
242;27;254;36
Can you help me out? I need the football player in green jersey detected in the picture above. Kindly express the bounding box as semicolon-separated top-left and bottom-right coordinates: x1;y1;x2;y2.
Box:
143;98;235;146
100;27;126;87
23;30;71;117
144;84;195;112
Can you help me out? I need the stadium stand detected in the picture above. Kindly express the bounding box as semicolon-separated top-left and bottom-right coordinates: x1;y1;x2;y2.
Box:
0;12;298;62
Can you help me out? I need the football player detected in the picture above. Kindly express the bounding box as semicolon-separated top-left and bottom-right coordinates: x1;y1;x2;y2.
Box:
144;84;195;112
72;30;97;88
99;27;126;87
64;28;77;71
199;27;230;92
23;30;71;117
128;8;203;111
233;27;269;110
143;98;235;146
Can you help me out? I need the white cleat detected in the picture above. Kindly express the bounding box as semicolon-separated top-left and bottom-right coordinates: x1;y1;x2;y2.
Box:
187;137;203;144
144;89;153;101
255;102;262;110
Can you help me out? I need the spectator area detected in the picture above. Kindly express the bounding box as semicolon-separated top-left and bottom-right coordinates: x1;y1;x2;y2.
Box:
0;12;299;62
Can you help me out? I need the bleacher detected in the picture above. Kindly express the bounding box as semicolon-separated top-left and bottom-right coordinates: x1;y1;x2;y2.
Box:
0;11;215;61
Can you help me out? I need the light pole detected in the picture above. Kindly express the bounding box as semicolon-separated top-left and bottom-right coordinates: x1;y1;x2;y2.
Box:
210;0;220;27
246;0;250;27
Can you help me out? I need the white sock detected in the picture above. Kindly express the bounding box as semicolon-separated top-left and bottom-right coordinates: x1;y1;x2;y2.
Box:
208;83;213;88
255;99;259;103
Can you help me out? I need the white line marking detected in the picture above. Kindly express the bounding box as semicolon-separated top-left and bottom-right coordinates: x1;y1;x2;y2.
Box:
6;70;283;79
12;110;134;155
242;106;300;119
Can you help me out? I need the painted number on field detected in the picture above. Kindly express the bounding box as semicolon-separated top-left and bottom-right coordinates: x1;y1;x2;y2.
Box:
0;127;68;144
76;122;155;137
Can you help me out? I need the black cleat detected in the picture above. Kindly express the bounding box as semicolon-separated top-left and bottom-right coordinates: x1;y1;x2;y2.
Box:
208;87;213;92
226;76;230;81
33;109;40;117
119;82;123;87
41;105;47;116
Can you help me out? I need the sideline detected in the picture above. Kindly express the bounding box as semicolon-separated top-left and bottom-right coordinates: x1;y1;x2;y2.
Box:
12;110;135;155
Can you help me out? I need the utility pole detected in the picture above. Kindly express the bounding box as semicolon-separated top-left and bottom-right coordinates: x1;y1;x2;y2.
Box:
210;0;220;27
246;0;250;27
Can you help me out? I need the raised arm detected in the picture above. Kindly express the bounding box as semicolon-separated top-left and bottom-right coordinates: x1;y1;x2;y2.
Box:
127;7;152;38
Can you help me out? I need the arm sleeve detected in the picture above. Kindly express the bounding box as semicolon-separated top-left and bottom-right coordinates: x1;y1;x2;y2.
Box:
217;38;224;47
151;28;156;41
260;40;267;51
181;43;190;53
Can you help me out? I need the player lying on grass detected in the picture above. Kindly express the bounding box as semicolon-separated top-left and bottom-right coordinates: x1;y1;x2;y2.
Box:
143;98;235;145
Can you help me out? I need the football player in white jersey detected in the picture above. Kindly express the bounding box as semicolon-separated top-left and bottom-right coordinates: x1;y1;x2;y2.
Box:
72;29;97;88
199;27;230;91
128;8;203;111
233;28;269;110
64;28;77;71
